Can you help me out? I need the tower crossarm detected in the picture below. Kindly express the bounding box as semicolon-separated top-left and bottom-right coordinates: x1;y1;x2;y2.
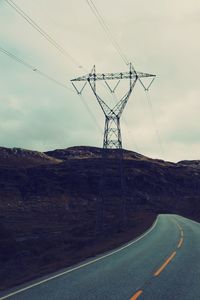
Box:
71;64;156;150
71;71;155;82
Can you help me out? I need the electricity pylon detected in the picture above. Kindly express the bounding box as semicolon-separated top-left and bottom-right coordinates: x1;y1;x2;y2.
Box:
71;63;155;233
71;63;155;149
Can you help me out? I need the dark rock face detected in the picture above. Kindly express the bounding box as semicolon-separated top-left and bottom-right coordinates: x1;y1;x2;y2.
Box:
177;160;200;169
0;146;200;290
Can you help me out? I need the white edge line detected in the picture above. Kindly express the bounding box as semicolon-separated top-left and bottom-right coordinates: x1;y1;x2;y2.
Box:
174;214;200;226
0;215;159;299
190;219;200;226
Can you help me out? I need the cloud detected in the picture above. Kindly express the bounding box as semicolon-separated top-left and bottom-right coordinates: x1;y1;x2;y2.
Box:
0;0;200;161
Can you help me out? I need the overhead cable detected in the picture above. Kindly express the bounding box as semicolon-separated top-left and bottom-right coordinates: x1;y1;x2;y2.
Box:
0;46;103;133
79;94;103;134
121;116;140;153
86;0;129;65
145;90;165;156
0;46;74;92
5;0;82;67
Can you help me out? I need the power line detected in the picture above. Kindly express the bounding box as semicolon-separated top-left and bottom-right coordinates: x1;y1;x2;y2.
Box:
87;1;160;155
0;46;74;92
5;0;134;140
86;0;129;65
4;0;82;67
1;1;112;139
145;90;164;156
79;94;103;134
0;46;103;134
85;1;140;150
121;116;140;153
3;0;159;152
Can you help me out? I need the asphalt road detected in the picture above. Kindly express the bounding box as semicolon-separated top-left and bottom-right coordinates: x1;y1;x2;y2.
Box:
1;214;200;300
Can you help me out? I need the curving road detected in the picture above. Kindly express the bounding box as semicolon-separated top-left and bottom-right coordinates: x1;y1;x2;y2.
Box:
1;214;200;300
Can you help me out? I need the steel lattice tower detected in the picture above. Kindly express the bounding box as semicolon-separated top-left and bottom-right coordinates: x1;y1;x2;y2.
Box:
71;63;155;233
71;64;155;149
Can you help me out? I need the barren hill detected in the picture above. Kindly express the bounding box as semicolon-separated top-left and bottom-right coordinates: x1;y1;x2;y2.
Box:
0;147;62;167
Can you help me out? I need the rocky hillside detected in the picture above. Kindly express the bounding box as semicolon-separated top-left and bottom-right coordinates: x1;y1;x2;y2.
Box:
0;147;62;167
0;146;200;290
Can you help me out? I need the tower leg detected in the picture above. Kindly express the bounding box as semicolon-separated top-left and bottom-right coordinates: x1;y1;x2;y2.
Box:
103;117;109;149
103;115;122;149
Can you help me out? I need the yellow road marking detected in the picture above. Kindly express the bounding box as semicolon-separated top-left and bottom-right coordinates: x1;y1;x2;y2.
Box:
154;251;176;276
130;290;143;300
176;223;182;231
177;237;183;248
130;220;184;298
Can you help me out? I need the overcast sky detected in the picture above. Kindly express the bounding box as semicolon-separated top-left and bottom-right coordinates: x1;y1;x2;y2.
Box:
0;0;200;162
